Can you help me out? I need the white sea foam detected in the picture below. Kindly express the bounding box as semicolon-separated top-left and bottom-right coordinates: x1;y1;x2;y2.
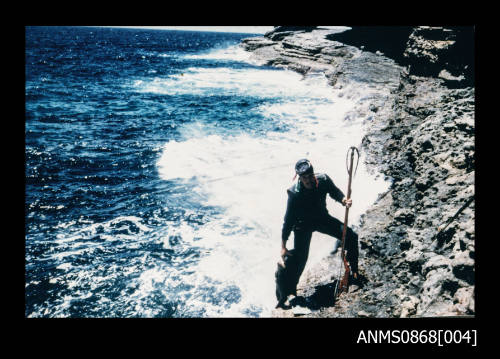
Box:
182;44;256;63
131;66;335;99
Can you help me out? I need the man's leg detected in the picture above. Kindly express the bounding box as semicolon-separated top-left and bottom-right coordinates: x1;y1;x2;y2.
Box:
316;215;359;274
292;227;313;292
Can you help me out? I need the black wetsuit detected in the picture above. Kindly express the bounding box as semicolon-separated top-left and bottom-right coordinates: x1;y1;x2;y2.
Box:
281;173;359;289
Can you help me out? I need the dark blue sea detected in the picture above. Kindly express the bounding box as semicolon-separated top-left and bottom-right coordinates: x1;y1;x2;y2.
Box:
25;26;388;317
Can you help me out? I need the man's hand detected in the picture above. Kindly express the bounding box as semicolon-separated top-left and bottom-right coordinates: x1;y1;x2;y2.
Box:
342;197;352;208
281;247;291;259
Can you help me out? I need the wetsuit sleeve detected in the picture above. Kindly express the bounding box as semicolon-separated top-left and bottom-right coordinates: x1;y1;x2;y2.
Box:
325;174;345;203
281;193;296;242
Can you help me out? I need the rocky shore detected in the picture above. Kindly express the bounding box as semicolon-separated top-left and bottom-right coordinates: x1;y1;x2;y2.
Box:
241;26;475;317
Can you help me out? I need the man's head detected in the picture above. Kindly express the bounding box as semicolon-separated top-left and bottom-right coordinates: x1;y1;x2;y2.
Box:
295;159;317;189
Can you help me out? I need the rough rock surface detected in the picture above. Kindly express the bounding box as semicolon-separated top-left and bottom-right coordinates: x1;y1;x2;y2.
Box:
241;26;475;318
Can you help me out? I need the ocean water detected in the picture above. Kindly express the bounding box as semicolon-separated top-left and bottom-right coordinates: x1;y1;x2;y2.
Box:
25;26;390;317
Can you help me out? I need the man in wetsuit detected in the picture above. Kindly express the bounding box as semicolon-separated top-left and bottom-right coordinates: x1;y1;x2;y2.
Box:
281;158;359;297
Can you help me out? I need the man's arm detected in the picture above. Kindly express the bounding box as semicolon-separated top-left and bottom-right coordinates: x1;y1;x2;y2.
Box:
325;174;353;207
325;174;345;203
281;193;295;256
